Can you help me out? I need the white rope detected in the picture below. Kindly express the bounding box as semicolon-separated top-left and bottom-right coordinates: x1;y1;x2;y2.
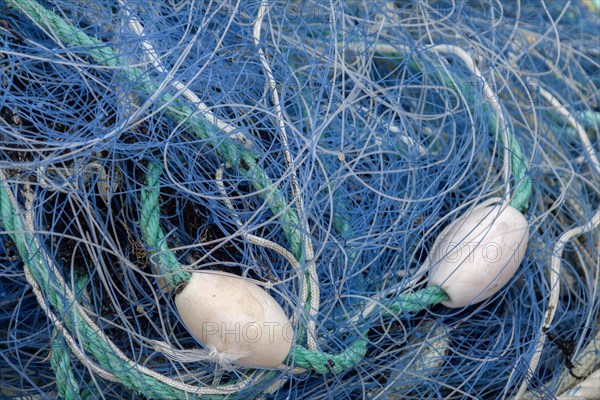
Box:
118;0;250;145
557;369;600;400
515;209;600;399
530;81;600;175
431;44;513;201
215;167;305;288
253;1;320;350
515;80;600;399
556;330;600;397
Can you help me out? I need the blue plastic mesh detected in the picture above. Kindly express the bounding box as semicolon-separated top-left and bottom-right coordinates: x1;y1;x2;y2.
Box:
0;0;598;399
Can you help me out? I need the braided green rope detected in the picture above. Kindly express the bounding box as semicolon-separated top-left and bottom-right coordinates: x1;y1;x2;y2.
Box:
291;296;449;375
387;286;450;315
445;74;532;211
291;286;448;374
293;337;368;374
506;129;531;211
484;114;531;211
140;162;190;287
51;334;80;400
80;383;98;400
439;68;532;211
49;274;92;399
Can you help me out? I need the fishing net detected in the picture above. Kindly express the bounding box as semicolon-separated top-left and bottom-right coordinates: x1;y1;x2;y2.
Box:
0;0;598;399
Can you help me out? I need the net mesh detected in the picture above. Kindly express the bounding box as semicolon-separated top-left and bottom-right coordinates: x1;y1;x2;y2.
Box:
0;0;598;399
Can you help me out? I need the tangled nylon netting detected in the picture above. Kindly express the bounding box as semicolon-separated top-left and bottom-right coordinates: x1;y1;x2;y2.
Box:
1;0;599;399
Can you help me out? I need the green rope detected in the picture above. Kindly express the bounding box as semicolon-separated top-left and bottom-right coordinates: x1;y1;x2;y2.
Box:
292;338;368;374
140;163;190;287
483;113;531;212
5;0;124;67
51;335;81;400
80;382;98;400
578;110;600;129
446;74;532;211
50;274;90;400
441;68;532;211
291;286;448;374
387;285;450;314
140;164;448;374
506;131;532;211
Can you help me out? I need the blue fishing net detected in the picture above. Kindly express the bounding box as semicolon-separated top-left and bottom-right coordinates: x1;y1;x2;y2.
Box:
0;0;598;399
